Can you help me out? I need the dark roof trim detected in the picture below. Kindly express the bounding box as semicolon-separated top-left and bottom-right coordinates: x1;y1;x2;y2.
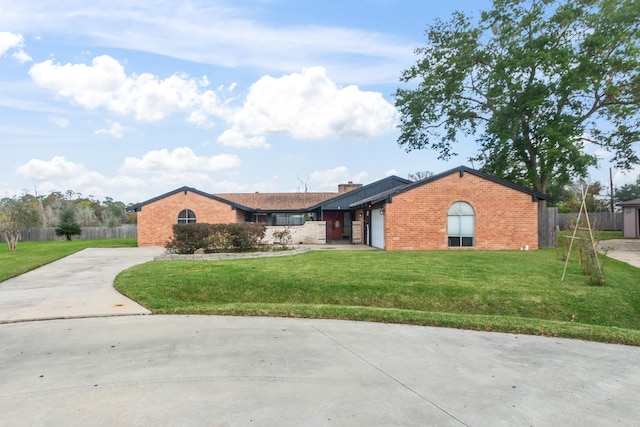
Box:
349;187;399;208
617;198;640;206
127;186;252;213
127;186;320;214
350;165;553;208
251;209;309;213
307;175;411;211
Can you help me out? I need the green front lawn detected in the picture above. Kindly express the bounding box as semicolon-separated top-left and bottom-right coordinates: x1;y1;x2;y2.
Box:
115;249;640;345
596;230;624;240
0;239;137;282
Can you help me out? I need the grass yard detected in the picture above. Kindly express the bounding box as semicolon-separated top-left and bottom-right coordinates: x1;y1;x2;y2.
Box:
558;230;623;247
596;230;624;240
115;248;640;345
0;239;137;282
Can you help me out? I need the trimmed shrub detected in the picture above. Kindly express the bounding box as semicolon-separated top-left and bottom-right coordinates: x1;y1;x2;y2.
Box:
227;223;266;251
167;223;212;254
166;223;266;254
207;224;234;252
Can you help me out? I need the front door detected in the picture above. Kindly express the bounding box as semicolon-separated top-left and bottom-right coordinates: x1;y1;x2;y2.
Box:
371;208;385;249
324;211;344;241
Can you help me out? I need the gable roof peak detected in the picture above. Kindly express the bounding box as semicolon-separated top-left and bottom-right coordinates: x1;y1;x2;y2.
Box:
349;165;553;208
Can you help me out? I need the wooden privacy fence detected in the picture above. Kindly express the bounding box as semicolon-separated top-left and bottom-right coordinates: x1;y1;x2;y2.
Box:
539;207;558;248
557;212;622;231
539;209;622;248
1;225;138;243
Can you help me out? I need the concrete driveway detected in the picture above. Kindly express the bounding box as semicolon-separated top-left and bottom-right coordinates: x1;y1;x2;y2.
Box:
2;316;639;426
1;246;639;426
0;247;164;323
599;239;640;268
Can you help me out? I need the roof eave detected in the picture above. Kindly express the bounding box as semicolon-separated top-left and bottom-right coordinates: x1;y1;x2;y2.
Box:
348;165;554;207
126;186;242;212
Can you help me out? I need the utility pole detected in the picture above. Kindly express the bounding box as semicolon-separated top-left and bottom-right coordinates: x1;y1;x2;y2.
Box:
610;168;616;230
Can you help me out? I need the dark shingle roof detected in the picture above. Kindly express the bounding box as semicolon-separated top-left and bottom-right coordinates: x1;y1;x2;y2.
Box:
128;167;550;214
349;165;553;208
617;198;640;206
127;186;239;212
309;176;411;210
127;186;337;213
214;192;337;211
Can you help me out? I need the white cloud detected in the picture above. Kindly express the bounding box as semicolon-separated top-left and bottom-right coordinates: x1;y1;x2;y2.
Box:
16;156;94;181
0;31;24;56
187;111;212;128
614;165;640;186
48;116;70;128
15;156;117;199
12;49;31;63
14;156;141;202
121;147;241;173
0;31;30;62
0;2;413;86
94;121;127;138
385;169;398;176
308;166;368;191
13;154;245;203
28;55;228;123
217;129;269;149
226;67;397;142
27;57;397;147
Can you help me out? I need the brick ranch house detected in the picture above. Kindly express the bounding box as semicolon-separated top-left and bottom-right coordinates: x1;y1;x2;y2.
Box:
129;165;552;250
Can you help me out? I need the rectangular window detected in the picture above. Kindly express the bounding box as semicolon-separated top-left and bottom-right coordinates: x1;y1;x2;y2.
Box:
252;213;267;223
460;216;474;236
448;217;460;235
274;214;305;226
461;237;474;247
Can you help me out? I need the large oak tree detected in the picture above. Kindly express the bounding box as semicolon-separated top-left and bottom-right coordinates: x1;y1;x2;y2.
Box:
396;0;640;195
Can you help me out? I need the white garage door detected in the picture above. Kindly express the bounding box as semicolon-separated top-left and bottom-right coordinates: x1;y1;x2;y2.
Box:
371;208;385;249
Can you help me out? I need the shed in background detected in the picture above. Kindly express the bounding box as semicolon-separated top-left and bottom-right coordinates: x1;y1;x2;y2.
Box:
618;199;640;238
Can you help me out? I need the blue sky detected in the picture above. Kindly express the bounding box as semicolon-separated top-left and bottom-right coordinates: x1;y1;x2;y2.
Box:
1;0;637;203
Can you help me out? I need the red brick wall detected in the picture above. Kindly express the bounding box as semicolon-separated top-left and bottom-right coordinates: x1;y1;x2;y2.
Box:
384;173;539;250
137;191;240;246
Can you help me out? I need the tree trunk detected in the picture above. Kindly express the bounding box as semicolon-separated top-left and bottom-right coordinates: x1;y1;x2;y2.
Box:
2;231;18;251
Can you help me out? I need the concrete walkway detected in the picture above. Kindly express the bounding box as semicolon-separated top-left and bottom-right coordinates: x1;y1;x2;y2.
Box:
1;246;639;426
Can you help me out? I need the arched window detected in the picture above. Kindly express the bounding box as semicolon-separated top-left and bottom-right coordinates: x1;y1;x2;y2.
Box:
177;209;196;224
448;202;474;247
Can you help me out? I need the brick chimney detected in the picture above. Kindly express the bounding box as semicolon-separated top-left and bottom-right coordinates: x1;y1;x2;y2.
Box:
338;181;362;193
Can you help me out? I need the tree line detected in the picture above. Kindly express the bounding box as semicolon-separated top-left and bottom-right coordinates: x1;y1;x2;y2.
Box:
539;175;640;213
0;190;136;251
